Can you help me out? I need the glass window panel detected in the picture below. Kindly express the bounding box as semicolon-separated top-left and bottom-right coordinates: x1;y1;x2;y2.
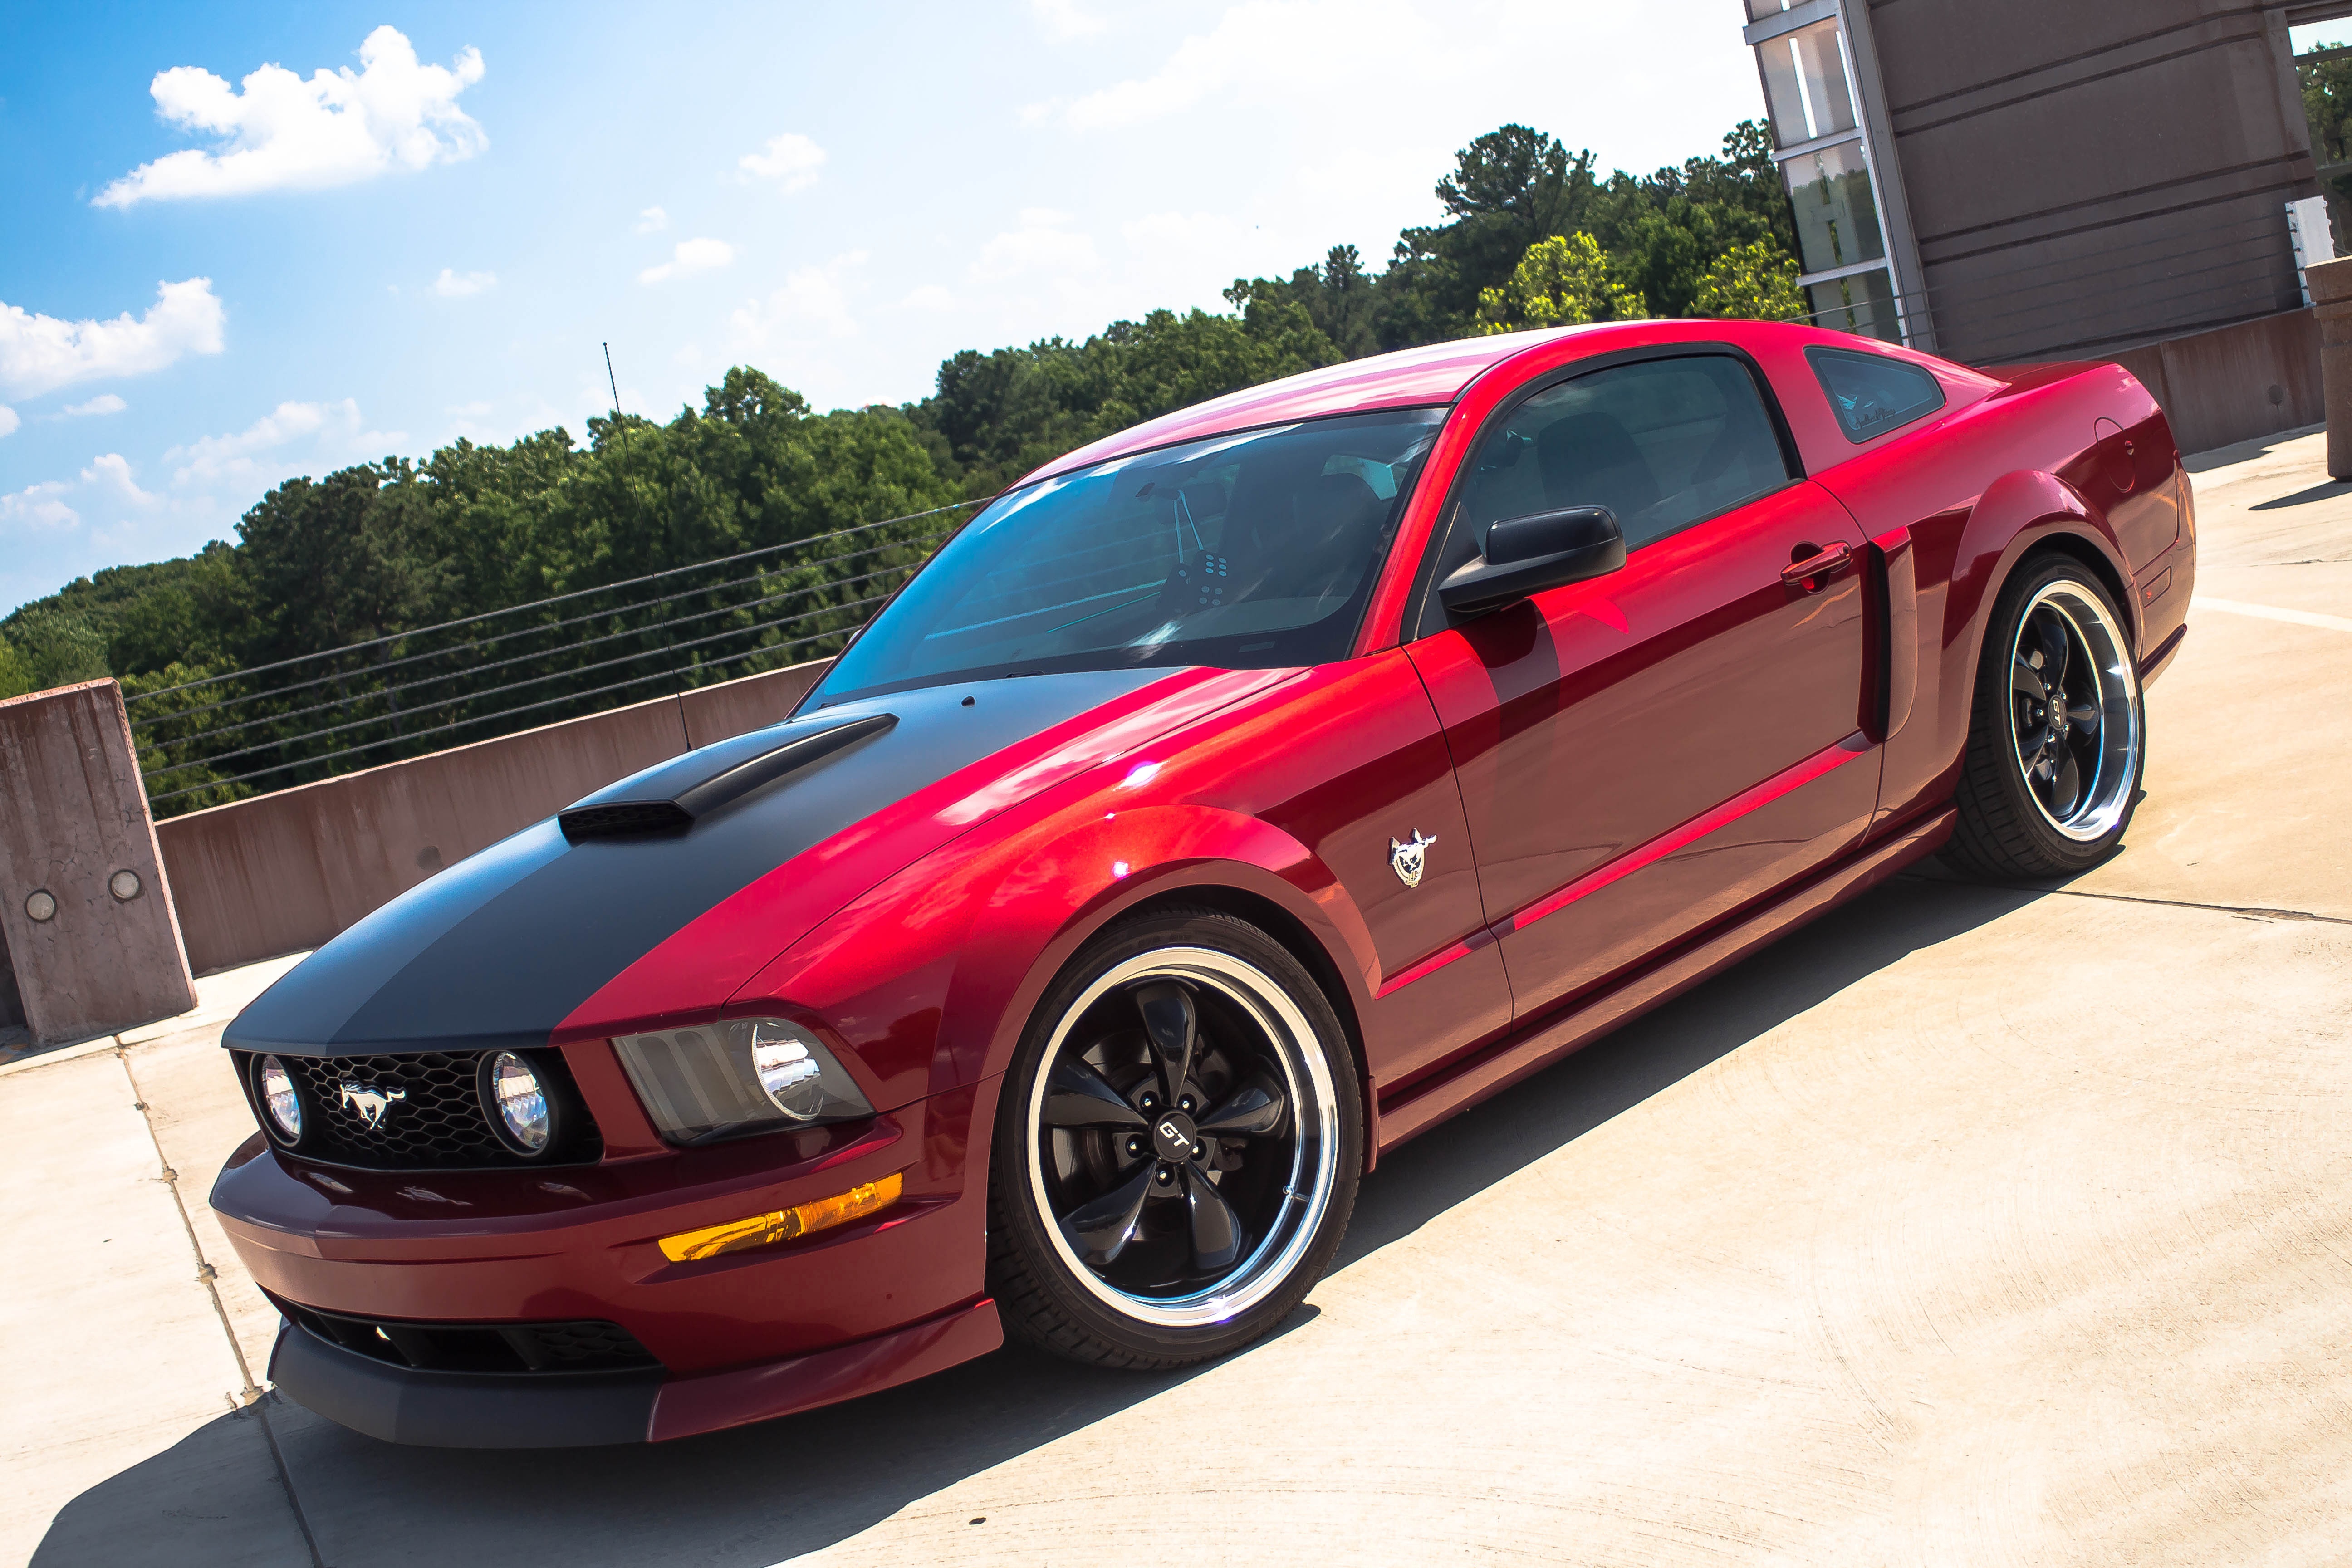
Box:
813;409;1445;704
1783;140;1886;275
1805;268;1903;344
1445;356;1793;567
1746;0;1791;19
1759;20;1857;147
1807;347;1947;442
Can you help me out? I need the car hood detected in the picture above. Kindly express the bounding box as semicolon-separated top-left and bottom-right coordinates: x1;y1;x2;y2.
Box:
225;668;1206;1057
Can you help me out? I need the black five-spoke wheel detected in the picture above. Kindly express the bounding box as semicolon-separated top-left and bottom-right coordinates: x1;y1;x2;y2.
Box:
1949;556;2145;879
989;909;1362;1366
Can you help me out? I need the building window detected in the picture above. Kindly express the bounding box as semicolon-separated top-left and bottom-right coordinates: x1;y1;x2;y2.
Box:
1806;268;1901;343
1747;5;1908;345
1783;139;1886;276
1759;19;1858;146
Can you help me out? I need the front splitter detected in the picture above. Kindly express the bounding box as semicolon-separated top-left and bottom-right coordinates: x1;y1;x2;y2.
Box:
269;1296;1005;1448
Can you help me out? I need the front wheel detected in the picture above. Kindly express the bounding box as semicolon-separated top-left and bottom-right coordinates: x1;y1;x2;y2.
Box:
986;908;1362;1368
1944;555;2146;880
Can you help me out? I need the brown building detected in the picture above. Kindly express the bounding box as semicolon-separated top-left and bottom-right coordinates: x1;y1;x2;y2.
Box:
1742;0;2350;451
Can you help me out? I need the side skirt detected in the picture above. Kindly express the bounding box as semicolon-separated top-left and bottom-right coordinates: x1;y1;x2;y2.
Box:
1372;805;1957;1155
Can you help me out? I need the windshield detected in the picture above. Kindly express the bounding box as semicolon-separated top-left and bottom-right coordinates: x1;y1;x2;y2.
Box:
810;407;1446;705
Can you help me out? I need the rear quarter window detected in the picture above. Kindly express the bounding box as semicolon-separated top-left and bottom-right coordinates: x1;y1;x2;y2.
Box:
1808;346;1946;443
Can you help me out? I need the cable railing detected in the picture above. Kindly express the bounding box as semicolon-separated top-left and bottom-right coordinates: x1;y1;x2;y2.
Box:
131;497;987;813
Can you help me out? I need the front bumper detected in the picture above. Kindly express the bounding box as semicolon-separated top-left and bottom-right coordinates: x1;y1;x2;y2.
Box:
268;1297;1002;1447
214;1078;1004;1442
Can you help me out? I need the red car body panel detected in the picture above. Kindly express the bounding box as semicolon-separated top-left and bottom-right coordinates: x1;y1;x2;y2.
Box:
212;318;2195;1445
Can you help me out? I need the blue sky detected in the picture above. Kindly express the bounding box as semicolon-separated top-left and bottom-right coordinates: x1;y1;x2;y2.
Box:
0;0;1762;614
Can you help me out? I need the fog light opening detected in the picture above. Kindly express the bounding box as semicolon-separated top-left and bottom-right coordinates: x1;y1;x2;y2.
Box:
658;1171;905;1263
258;1055;303;1144
481;1051;552;1154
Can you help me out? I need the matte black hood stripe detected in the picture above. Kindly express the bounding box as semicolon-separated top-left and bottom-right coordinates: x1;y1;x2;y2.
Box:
227;671;1167;1056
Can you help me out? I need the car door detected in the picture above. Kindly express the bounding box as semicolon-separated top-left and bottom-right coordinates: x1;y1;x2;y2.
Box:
1404;349;1881;1028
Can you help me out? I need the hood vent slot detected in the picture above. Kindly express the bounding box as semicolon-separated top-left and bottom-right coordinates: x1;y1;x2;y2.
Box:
559;712;896;841
559;801;692;838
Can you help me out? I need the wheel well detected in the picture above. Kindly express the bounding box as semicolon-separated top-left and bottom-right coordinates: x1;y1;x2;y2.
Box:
2020;530;2136;641
1116;885;1371;1108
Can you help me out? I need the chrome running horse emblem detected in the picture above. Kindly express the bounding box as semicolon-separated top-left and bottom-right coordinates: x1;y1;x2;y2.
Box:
1388;829;1437;889
338;1081;407;1130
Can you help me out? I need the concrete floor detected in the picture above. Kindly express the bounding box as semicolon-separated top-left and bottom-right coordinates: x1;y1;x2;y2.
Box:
6;428;2351;1567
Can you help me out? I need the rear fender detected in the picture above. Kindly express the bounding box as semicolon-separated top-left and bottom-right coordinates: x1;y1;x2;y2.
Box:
1878;467;2136;829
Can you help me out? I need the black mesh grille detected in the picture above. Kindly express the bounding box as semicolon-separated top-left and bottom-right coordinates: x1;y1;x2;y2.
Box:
265;1291;660;1374
237;1049;601;1169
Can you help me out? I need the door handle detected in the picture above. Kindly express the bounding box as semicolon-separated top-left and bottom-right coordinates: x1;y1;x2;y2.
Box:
1781;542;1852;590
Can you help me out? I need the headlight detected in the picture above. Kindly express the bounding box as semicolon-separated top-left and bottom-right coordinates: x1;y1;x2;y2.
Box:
612;1017;874;1146
480;1050;552;1154
257;1055;303;1143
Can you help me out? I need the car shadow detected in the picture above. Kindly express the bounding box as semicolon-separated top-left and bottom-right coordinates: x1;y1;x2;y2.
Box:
32;872;2042;1568
2249;478;2352;511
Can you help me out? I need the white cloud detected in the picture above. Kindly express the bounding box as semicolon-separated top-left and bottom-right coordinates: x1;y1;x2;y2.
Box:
900;284;957;311
433;267;497;297
730;252;869;349
640;236;736;285
738;132;825;191
1061;0;1426;129
63;393;128;416
0;407;16;438
163;397;400;487
81;453;159;509
0;278;225;401
636;205;669;233
0;481;78;531
973;208;1100;280
95;25;485;207
1032;0;1108;38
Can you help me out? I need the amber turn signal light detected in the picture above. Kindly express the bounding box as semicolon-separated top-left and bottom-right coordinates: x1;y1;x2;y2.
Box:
657;1172;903;1263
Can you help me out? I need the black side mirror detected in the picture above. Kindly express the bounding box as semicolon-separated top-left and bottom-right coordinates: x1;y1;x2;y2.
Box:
1438;505;1626;617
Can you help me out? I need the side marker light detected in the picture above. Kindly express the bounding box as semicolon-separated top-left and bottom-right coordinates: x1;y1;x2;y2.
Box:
657;1172;904;1263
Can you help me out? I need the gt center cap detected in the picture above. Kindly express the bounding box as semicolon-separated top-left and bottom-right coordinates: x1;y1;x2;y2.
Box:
1152;1110;1201;1163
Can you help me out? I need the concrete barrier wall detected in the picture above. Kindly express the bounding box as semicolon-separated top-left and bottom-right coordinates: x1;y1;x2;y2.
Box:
1;680;197;1043
156;659;827;975
2105;307;2322;456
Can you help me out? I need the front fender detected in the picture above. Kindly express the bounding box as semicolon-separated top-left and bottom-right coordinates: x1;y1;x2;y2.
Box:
730;800;1375;1113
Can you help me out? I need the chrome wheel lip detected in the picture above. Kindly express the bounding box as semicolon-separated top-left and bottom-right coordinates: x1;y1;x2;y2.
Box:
2009;580;2141;843
1025;946;1340;1330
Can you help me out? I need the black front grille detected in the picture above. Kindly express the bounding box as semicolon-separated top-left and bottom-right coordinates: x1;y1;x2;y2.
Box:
236;1048;601;1169
266;1290;660;1375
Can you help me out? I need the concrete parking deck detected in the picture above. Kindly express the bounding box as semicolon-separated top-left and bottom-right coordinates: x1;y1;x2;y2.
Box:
6;427;2350;1567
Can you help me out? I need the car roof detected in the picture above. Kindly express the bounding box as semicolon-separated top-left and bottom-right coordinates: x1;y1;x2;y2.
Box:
1012;318;1989;490
1019;325;1608;485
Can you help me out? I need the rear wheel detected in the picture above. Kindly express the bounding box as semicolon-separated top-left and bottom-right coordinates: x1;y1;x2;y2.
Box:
986;908;1362;1368
1944;556;2145;880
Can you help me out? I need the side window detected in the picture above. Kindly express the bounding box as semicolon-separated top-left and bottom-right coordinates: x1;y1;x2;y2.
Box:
1415;354;1795;632
1808;346;1945;442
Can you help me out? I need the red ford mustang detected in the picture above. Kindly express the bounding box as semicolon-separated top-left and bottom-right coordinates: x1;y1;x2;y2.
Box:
212;319;2194;1446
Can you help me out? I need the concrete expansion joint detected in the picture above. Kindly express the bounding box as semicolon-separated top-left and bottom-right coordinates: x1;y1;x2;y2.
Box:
115;1050;266;1408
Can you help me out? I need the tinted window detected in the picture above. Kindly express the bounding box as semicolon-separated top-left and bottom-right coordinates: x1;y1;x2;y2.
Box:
811;408;1444;706
1414;354;1794;633
1808;345;1945;442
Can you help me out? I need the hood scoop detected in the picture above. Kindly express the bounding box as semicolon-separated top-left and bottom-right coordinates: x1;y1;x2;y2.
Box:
559;712;897;841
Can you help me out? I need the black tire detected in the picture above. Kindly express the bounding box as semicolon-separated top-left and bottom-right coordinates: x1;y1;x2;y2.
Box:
986;906;1363;1368
1943;554;2146;881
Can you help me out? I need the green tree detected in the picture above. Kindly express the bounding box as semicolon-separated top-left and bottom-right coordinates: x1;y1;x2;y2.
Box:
0;604;111;690
0;635;35;700
1691;239;1808;321
1475;234;1648;333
